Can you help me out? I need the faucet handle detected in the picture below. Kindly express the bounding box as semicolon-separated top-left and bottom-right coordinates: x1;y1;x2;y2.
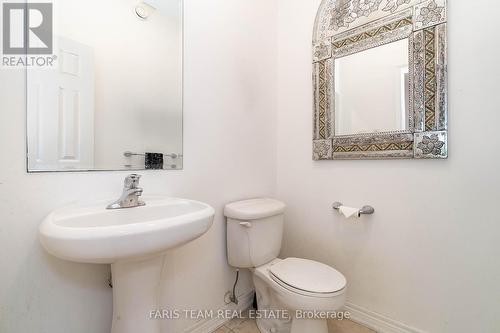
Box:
124;174;141;188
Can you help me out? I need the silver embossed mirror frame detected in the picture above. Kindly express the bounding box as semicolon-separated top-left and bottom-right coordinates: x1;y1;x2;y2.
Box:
312;0;447;160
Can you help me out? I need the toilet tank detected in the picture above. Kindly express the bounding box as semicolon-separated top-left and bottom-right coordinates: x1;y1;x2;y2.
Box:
225;198;286;268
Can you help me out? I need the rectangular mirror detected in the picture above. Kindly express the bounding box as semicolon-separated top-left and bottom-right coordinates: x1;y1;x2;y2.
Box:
335;38;410;136
27;0;183;172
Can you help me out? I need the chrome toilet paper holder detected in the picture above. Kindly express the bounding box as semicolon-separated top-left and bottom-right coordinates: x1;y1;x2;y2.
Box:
332;202;375;216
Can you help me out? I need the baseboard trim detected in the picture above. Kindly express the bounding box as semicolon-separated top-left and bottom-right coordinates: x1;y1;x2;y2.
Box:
184;290;255;333
185;296;426;333
345;303;428;333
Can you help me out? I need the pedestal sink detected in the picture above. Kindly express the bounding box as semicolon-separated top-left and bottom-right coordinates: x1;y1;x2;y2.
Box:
39;196;215;333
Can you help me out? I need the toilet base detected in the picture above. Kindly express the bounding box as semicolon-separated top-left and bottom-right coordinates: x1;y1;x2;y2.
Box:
290;317;328;333
252;259;346;333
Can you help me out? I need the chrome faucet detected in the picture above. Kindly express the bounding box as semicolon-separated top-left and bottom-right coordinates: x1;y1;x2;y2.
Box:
107;174;146;209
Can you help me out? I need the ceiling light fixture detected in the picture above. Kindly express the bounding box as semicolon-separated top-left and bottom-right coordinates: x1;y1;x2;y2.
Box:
135;4;150;20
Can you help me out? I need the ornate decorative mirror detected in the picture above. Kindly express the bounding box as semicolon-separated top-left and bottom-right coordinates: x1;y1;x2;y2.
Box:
312;0;447;160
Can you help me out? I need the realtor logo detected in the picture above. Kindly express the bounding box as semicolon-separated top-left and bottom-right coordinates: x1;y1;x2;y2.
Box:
3;2;53;55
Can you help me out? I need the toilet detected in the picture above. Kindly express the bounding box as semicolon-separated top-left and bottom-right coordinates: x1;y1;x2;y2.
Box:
225;198;347;333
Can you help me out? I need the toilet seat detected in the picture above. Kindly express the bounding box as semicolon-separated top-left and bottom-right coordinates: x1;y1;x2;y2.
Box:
268;258;346;298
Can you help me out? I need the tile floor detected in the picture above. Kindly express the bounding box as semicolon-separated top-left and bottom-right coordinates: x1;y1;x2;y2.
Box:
213;314;376;333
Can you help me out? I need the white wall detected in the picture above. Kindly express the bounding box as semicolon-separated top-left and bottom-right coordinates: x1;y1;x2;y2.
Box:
0;1;277;332
276;1;500;332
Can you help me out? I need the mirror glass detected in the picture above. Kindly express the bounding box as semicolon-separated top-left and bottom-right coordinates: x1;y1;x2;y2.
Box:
27;0;183;172
334;38;409;136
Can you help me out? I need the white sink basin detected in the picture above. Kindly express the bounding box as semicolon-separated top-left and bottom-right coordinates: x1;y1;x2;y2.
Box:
40;196;215;264
39;196;215;333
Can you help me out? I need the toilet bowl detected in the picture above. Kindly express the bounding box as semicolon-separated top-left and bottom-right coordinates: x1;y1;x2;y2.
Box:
253;258;346;333
225;198;347;333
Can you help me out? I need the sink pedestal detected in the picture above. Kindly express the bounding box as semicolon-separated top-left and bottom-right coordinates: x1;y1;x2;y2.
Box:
111;255;166;333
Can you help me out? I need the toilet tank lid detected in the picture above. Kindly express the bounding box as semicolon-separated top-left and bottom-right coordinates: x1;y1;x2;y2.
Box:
224;198;286;220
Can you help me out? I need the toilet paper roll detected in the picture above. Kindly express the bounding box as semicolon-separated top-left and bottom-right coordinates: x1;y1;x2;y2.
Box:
339;206;360;219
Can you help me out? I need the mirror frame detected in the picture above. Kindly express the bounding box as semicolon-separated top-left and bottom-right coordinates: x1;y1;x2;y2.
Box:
312;0;448;160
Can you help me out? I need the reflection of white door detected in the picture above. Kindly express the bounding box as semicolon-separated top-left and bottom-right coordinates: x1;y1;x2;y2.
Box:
28;37;95;171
